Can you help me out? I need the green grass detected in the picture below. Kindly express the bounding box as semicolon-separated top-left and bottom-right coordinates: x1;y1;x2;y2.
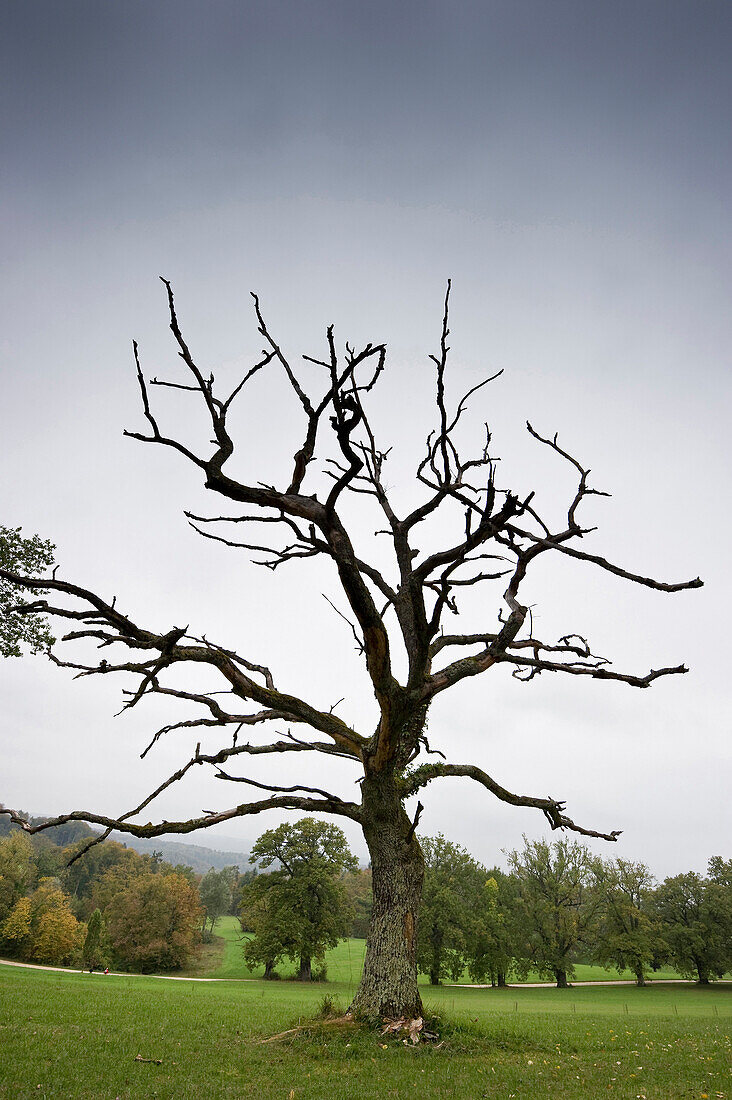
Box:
0;963;730;1099
200;917;687;986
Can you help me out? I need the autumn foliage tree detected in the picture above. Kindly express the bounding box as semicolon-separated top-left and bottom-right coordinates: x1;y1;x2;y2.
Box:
106;871;202;972
0;281;701;1018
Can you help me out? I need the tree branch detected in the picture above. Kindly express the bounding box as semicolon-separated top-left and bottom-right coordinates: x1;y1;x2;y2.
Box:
401;763;621;841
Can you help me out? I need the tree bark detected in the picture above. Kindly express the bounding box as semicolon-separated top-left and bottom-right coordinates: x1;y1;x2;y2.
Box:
263;959;276;980
497;971;507;988
349;773;424;1020
298;955;312;982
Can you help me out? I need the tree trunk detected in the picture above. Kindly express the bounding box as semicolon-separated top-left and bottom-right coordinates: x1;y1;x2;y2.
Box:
298;955;312;982
634;965;646;987
497;971;507;988
263;959;275;980
555;968;570;988
349;773;424;1020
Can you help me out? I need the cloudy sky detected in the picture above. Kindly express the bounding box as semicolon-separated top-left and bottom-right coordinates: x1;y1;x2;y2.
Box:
2;1;730;877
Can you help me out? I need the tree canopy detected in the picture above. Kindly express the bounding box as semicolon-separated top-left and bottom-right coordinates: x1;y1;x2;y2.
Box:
0;526;55;658
240;818;357;981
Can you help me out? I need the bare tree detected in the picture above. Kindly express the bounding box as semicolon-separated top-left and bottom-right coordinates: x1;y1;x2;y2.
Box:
0;280;701;1019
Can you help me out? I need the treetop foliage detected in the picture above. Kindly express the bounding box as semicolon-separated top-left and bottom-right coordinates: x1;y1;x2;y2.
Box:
0;526;55;657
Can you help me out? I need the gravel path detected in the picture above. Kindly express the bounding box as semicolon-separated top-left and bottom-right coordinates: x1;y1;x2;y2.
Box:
1;957;694;987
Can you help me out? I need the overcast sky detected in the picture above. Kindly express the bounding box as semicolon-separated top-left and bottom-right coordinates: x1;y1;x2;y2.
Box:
1;0;730;878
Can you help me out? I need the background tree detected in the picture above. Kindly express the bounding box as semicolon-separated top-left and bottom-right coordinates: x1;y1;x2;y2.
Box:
0;831;35;924
25;883;85;966
416;834;487;985
239;887;287;980
707;857;732;890
592;858;662;986
82;907;108;971
0;283;701;1019
199;866;237;938
466;868;520;988
239;818;357;981
0;526;55;658
508;837;601;988
106;871;202;972
652;869;731;983
0;896;32;953
342;867;373;939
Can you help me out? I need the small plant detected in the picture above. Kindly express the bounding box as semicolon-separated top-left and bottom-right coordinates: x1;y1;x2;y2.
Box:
315;993;343;1019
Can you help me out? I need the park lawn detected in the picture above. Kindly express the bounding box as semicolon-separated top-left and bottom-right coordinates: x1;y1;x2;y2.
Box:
0;964;730;1099
202;917;687;986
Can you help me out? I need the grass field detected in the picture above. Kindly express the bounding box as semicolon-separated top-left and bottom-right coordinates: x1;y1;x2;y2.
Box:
1;962;730;1099
189;916;689;987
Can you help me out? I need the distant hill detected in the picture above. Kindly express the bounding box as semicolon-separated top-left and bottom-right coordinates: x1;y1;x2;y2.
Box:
0;813;249;876
108;833;250;875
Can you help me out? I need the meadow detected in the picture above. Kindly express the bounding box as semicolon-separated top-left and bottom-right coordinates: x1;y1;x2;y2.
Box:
1;937;730;1100
185;916;692;987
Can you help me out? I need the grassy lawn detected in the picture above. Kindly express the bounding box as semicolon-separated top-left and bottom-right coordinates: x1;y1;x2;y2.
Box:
199;917;688;986
0;963;730;1099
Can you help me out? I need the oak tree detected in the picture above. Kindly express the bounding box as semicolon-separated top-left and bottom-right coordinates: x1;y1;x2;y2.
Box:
0;281;701;1018
240;818;357;981
417;834;488;985
508;837;601;988
592;858;662;985
652;868;732;983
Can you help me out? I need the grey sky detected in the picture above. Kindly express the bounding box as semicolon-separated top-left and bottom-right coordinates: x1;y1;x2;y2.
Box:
1;1;729;877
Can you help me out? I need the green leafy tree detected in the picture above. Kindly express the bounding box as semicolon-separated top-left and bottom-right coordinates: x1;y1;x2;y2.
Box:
0;831;35;923
343;868;373;939
61;840;140;917
32;837;64;880
0;526;55;657
653;870;731;983
508;837;601;987
82;908;108;971
466;868;520;987
0;285;701;1019
199;866;237;937
106;871;203;972
592;858;663;985
707;856;732;889
240;818;357;981
417;835;488;985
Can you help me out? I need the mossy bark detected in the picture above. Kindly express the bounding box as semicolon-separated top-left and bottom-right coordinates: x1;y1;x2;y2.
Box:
349;773;424;1020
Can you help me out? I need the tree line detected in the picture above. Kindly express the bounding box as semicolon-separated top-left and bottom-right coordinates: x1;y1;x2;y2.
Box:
0;818;248;972
2;815;729;987
237;822;732;988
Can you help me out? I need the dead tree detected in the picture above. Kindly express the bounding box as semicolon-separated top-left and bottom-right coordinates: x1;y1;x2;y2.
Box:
0;280;701;1019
